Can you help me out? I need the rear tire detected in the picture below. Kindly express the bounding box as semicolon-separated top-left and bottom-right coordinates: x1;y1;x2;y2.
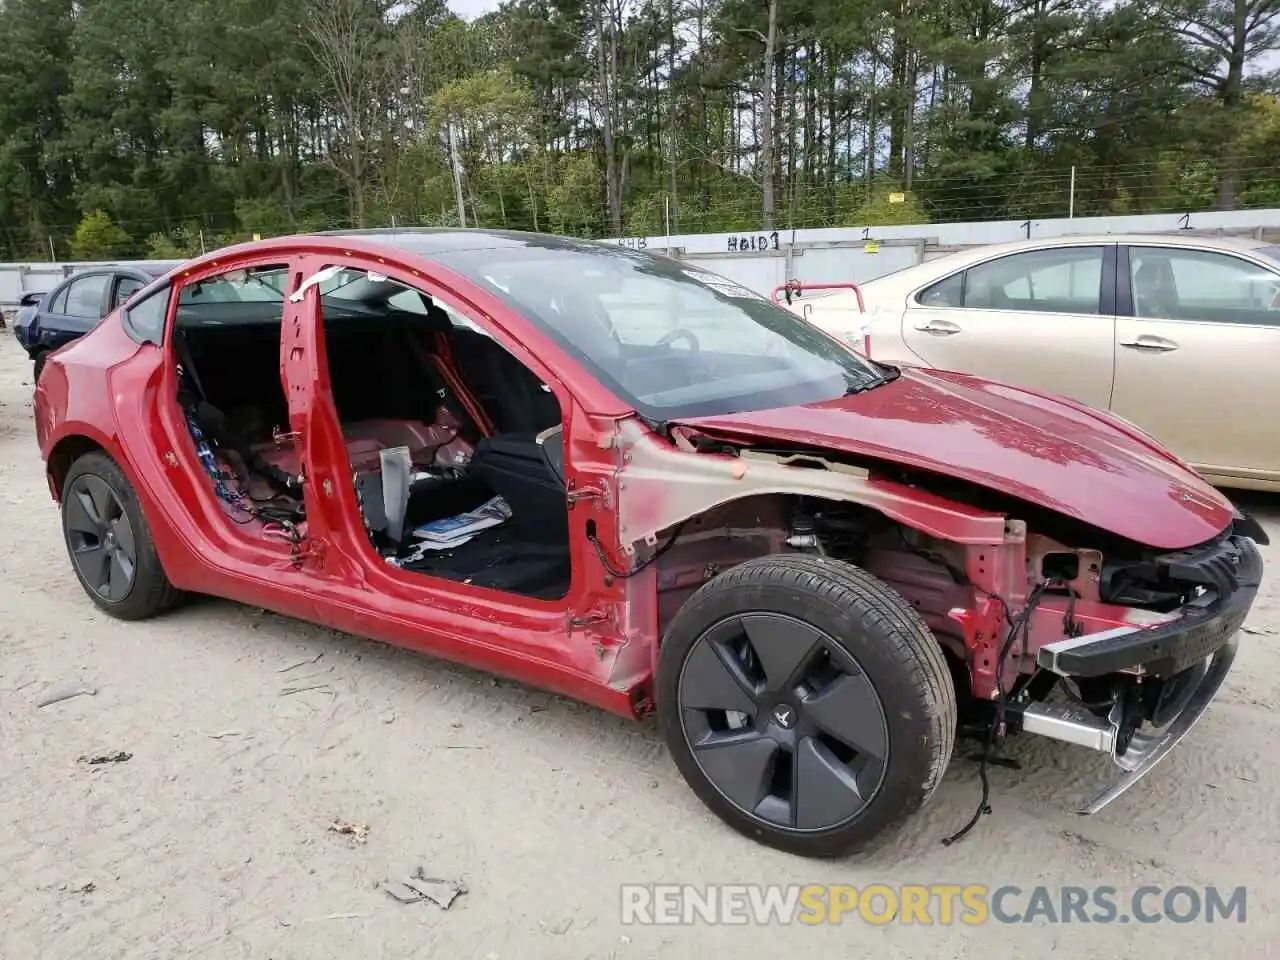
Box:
32;350;49;381
658;553;956;858
61;451;184;620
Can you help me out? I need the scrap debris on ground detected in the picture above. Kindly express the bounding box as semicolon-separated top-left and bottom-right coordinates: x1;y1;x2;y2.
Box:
35;680;97;708
327;819;369;845
77;752;131;765
380;867;468;910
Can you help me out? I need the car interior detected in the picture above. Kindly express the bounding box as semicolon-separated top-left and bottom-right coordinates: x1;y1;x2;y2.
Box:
1132;259;1181;319
958;249;1104;315
1130;251;1280;324
170;265;571;601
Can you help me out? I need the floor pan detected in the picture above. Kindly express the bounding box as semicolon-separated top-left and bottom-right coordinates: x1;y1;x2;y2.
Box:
398;527;570;600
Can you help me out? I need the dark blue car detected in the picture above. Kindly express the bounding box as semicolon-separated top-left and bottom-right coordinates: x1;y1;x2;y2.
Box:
15;260;181;380
9;290;46;334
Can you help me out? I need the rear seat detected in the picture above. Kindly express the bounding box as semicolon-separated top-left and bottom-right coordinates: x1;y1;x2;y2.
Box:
252;413;474;478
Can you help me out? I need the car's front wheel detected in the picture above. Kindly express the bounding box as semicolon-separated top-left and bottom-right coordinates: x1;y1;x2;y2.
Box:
61;451;184;620
658;553;956;858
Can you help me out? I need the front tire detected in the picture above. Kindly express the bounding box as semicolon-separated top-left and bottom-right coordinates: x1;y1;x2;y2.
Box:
658;553;956;858
32;350;49;381
61;451;184;620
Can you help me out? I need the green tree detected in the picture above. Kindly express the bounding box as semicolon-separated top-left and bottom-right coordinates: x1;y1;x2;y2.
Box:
0;0;75;260
70;211;131;260
0;0;1276;256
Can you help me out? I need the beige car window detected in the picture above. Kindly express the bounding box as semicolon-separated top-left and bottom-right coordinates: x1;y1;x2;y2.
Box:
961;247;1104;315
1129;247;1280;326
919;272;963;307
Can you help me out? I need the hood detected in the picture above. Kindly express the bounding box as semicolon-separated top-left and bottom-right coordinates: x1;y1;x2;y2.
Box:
673;367;1233;551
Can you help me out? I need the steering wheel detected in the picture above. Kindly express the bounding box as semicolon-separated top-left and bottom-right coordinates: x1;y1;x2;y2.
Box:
656;328;700;353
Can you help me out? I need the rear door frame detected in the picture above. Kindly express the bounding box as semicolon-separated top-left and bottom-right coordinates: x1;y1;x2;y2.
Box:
38;269;115;349
33;276;76;350
1116;243;1280;320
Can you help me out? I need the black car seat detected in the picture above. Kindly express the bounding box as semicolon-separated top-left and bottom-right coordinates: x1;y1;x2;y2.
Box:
459;336;567;542
450;329;562;437
441;331;568;542
468;432;569;544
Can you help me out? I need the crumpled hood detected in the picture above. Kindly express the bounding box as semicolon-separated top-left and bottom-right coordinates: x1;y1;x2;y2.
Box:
673;367;1233;551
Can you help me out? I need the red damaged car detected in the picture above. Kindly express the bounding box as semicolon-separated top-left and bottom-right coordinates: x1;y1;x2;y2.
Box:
34;230;1266;858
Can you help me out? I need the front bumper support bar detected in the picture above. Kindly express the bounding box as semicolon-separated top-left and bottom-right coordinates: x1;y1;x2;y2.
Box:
1018;635;1238;813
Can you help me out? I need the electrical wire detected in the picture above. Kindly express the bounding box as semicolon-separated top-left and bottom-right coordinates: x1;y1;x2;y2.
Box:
942;579;1051;846
894;526;1113;838
588;521;688;579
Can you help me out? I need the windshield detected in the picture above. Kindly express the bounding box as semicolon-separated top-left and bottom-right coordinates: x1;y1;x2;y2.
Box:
434;245;886;420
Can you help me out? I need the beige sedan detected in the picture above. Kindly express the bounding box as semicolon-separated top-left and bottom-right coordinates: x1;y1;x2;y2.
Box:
786;233;1280;491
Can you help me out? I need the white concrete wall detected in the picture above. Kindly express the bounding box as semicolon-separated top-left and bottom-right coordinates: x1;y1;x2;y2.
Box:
4;207;1278;308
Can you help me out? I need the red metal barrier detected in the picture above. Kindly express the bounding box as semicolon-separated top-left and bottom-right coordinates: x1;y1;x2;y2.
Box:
773;280;872;357
770;280;865;313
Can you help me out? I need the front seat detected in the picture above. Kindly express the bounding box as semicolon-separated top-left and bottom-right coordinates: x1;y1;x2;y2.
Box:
468;431;568;544
448;329;561;437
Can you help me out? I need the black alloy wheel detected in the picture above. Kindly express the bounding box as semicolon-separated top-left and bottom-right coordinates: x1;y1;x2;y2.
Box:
658;554;957;858
61;451;184;620
677;612;890;832
65;473;138;603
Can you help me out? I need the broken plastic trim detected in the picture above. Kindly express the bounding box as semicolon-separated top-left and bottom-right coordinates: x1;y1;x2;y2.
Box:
1088;635;1236;814
288;265;344;302
1232;508;1270;546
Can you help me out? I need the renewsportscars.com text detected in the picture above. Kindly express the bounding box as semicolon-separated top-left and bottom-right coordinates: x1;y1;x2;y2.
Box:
620;883;1247;926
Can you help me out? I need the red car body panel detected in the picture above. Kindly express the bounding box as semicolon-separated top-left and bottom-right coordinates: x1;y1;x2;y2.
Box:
675;366;1233;551
34;234;1236;719
38;241;640;718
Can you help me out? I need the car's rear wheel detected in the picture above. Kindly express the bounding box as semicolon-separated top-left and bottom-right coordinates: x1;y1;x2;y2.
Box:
32;350;49;382
61;451;183;620
658;553;956;858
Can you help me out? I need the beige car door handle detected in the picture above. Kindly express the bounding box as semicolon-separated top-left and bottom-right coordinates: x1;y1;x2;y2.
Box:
1119;336;1178;353
913;319;961;335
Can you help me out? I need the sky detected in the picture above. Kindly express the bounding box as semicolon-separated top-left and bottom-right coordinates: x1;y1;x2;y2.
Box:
446;1;1278;71
449;0;499;18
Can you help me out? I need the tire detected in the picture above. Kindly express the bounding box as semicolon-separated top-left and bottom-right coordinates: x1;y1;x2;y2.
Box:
32;350;49;382
61;451;184;620
658;553;956;858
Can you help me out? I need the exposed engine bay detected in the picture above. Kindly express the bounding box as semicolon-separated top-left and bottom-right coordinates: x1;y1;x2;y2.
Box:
647;483;1261;829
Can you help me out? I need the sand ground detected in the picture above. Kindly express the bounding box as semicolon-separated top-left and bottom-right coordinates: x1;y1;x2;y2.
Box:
1;331;1277;959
